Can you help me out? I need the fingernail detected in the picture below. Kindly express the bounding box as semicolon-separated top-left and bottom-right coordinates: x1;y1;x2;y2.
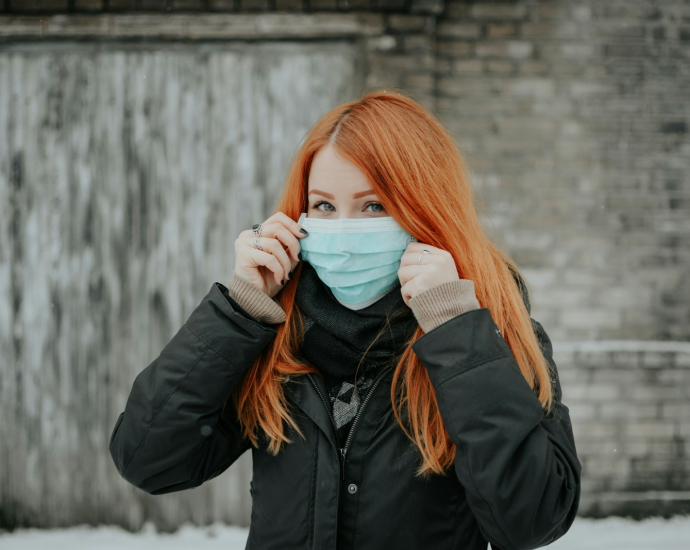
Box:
300;228;308;235
281;279;285;286
298;251;303;261
288;270;292;279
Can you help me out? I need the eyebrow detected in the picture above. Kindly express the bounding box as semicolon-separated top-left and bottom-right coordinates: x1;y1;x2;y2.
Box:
308;189;377;200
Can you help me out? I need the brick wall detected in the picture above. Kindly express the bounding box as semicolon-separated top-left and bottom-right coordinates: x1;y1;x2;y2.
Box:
435;0;689;343
555;342;690;517
432;0;690;517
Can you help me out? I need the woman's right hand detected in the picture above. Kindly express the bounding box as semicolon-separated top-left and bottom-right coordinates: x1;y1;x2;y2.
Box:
233;211;308;298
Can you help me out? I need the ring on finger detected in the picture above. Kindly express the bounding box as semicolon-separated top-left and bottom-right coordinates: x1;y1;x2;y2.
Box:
417;249;430;265
254;237;263;251
252;223;263;237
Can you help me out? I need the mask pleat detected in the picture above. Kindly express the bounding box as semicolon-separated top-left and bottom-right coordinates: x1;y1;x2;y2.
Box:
296;212;417;309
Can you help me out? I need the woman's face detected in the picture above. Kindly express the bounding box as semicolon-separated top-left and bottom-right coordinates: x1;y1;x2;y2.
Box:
307;143;388;219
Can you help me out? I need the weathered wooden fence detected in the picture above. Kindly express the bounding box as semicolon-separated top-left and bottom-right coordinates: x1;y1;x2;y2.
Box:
0;35;358;530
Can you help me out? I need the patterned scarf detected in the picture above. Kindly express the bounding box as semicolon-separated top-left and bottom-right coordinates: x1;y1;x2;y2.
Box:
294;261;419;447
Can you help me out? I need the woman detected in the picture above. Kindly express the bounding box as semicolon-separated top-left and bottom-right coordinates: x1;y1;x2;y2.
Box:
109;90;581;550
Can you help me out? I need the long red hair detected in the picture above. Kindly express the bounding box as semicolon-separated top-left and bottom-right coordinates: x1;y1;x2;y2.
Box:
229;89;554;478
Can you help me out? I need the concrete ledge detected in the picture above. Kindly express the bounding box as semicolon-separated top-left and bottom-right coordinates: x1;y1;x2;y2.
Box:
553;340;690;354
580;492;690;519
0;13;387;40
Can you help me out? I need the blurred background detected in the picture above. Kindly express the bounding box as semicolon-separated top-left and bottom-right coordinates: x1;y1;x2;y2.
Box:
0;0;688;547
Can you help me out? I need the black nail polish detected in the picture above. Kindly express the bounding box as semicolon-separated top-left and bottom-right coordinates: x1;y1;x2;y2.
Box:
288;270;292;279
298;251;303;261
300;228;308;235
281;279;285;286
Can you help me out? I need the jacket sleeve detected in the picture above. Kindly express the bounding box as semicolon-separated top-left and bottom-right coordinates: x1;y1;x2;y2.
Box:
411;308;581;550
109;281;279;495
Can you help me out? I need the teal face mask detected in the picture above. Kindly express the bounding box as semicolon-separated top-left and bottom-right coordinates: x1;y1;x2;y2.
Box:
296;212;418;310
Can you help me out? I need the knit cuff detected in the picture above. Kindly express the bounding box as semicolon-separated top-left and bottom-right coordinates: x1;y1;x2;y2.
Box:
228;270;287;325
408;279;480;333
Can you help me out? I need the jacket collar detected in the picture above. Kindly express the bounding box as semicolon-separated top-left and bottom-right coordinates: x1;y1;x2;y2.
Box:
283;373;339;452
283;369;395;453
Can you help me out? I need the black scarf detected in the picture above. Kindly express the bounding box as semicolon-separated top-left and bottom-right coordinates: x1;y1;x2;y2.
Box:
294;261;419;386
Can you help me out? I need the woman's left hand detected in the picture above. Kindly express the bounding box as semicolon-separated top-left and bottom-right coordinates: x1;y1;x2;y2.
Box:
398;242;462;307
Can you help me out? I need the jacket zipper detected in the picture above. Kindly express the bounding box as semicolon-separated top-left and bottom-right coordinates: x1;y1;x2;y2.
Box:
339;364;395;480
307;364;394;480
306;373;341;453
305;364;394;549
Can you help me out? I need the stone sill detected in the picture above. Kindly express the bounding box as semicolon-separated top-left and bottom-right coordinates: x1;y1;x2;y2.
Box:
0;13;393;40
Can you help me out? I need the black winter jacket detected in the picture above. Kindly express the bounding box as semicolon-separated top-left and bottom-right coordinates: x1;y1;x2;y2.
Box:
109;281;581;550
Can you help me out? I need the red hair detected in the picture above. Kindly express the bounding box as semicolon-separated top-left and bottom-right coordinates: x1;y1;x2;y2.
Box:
229;89;554;477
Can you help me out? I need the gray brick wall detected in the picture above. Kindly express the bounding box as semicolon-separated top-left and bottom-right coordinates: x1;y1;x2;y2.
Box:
430;0;689;517
435;0;690;345
555;343;690;516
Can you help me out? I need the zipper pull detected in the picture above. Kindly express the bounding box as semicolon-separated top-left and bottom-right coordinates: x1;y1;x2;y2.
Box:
340;447;347;480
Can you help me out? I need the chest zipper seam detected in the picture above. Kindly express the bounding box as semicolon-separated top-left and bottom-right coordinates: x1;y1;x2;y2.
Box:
306;364;395;550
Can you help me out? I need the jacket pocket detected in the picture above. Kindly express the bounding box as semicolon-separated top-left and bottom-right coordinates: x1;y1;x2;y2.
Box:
248;419;315;548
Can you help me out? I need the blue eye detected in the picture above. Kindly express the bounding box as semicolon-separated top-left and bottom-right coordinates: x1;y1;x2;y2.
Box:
311;201;386;213
312;201;335;211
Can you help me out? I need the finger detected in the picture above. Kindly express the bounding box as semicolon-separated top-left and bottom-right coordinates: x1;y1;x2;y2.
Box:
237;235;285;286
397;264;426;287
262;220;302;263
400;249;441;270
399;245;439;266
245;246;286;286
245;235;292;282
268;211;309;240
399;278;416;306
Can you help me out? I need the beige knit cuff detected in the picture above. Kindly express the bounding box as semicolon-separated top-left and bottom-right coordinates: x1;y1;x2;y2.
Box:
227;269;287;324
408;279;481;333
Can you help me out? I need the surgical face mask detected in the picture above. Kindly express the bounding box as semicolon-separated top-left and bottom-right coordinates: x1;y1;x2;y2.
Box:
296;212;418;311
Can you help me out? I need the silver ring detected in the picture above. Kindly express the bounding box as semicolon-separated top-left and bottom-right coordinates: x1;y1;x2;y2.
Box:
417;249;430;265
252;223;263;237
254;237;263;251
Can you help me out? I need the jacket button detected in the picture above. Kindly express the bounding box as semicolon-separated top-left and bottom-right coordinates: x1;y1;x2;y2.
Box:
200;425;213;437
347;483;358;494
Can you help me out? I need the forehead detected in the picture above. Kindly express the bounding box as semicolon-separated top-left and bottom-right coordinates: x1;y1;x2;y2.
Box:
308;145;372;191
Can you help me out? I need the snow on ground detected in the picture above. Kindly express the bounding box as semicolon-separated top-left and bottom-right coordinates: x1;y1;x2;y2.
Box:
548;515;690;550
0;522;248;550
0;515;688;549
